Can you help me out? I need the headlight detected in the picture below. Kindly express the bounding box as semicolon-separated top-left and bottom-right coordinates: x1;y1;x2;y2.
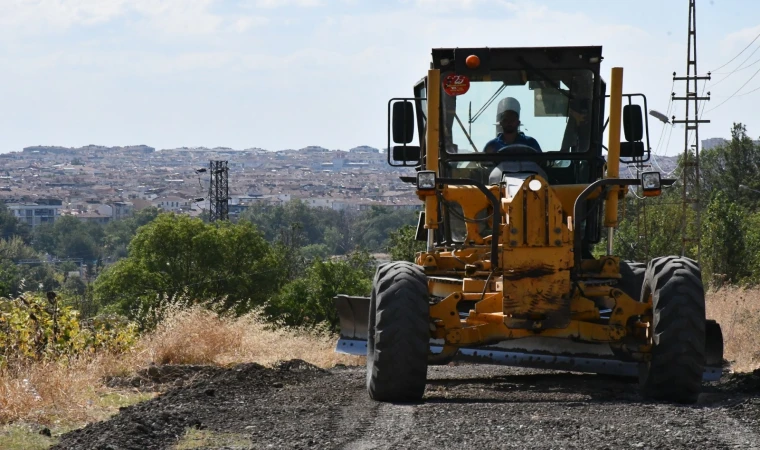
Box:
641;171;661;196
417;171;436;190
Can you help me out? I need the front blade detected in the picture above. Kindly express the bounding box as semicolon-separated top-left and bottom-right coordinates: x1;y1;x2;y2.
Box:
336;337;722;381
334;295;370;340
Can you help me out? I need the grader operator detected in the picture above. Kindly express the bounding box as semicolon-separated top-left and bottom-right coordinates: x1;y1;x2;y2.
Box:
335;46;724;404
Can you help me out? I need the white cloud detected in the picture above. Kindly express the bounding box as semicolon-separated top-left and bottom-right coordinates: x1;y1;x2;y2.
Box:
0;0;128;30
251;0;323;8
0;0;227;36
231;15;270;32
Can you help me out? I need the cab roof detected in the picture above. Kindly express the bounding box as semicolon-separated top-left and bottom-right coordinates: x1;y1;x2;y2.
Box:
431;46;603;79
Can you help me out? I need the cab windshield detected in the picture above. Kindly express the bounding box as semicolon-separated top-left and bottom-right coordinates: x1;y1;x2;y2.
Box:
441;69;594;155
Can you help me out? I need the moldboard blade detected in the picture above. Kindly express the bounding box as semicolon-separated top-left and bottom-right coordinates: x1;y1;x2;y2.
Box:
335;338;722;381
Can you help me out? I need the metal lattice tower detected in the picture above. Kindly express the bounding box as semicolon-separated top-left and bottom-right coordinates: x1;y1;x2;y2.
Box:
672;0;710;259
208;160;229;222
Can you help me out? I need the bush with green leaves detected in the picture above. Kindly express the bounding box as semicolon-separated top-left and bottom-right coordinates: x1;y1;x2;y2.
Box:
265;251;374;329
388;224;425;262
94;213;284;326
0;293;137;368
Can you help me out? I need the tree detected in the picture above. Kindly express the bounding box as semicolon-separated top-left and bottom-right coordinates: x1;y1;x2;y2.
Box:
613;190;687;262
94;213;283;324
351;207;418;252
0;204;31;243
701;123;760;209
388;224;424;262
265;251;374;329
0;236;39;261
31;215;103;261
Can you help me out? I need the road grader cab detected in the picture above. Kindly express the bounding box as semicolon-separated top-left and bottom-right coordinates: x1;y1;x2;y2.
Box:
335;46;724;403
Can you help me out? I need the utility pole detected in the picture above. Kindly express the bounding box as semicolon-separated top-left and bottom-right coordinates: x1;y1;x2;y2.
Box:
208;160;229;222
672;0;710;259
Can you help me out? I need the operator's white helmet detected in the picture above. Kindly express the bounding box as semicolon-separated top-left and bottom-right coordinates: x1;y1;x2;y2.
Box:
496;97;521;122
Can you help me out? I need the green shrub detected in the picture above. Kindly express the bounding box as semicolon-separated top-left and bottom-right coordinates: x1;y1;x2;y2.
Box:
0;293;137;368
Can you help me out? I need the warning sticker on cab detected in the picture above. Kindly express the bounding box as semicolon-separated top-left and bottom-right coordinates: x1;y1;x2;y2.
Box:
442;74;470;96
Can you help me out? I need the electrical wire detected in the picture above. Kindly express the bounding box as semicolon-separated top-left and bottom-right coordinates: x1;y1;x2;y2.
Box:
705;65;760;113
711;55;760;75
735;84;760;97
653;80;675;154
710;29;760;73
709;44;760;87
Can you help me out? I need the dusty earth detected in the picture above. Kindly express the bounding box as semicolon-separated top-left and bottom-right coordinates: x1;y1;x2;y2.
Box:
53;361;760;449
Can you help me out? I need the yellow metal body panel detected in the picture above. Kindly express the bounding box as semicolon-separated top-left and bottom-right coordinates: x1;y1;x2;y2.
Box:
425;69;440;230
501;175;573;329
605;67;623;228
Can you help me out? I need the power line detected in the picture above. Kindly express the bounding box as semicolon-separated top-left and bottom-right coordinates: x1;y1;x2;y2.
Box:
710;29;760;72
705;65;760;113
712;55;760;75
735;84;760;97
709;44;760;87
654;80;676;154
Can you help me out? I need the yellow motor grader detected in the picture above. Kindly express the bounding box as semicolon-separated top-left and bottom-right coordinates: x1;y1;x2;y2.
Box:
335;46;724;403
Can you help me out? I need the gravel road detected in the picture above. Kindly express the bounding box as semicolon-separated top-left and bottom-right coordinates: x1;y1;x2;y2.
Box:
54;361;760;449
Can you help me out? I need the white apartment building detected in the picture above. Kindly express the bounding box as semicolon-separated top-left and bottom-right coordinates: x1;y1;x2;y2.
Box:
153;196;189;212
7;201;63;227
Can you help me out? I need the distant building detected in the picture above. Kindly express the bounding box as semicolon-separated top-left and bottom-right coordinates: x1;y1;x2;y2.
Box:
702;137;760;150
111;201;133;220
153;196;189;212
7;199;63;227
75;211;111;225
701;138;727;150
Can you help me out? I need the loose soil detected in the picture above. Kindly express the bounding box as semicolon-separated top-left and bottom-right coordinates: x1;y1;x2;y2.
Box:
53;362;760;449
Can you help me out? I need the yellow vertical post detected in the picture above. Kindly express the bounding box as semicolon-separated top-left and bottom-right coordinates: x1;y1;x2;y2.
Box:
425;69;440;232
605;67;623;229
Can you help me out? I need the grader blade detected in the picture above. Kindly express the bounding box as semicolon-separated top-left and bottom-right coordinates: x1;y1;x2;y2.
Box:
334;295;370;341
334;296;724;382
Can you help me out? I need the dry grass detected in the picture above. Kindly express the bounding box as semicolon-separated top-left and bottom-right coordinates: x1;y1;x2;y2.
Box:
139;306;363;368
0;353;143;426
0;306;361;428
706;287;760;372
8;288;753;432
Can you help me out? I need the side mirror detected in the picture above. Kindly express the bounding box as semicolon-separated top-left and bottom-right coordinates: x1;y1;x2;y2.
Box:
388;98;421;166
620;104;645;158
622;104;643;142
392;146;420;162
392;101;415;144
620;142;644;158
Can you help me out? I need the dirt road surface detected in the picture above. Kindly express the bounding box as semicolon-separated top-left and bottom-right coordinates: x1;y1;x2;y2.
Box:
54;360;760;449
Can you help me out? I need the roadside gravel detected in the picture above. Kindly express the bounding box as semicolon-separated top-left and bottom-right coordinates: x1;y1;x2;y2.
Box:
53;362;760;449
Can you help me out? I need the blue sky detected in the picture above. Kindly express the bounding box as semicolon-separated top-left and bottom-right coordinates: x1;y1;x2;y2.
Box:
1;0;759;156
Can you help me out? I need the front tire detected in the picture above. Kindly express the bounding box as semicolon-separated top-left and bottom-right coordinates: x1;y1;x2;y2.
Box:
366;262;429;402
639;256;705;403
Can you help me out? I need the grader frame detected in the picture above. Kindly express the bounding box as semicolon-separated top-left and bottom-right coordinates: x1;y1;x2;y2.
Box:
336;46;724;404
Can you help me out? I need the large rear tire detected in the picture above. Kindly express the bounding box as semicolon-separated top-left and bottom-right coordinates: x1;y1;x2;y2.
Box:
366;261;429;402
639;256;705;403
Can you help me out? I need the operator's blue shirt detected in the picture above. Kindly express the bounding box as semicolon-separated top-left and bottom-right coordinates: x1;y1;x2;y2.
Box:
484;132;542;154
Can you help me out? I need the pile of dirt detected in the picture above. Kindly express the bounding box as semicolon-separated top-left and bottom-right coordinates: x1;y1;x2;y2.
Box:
721;368;760;393
105;364;222;390
53;359;328;450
